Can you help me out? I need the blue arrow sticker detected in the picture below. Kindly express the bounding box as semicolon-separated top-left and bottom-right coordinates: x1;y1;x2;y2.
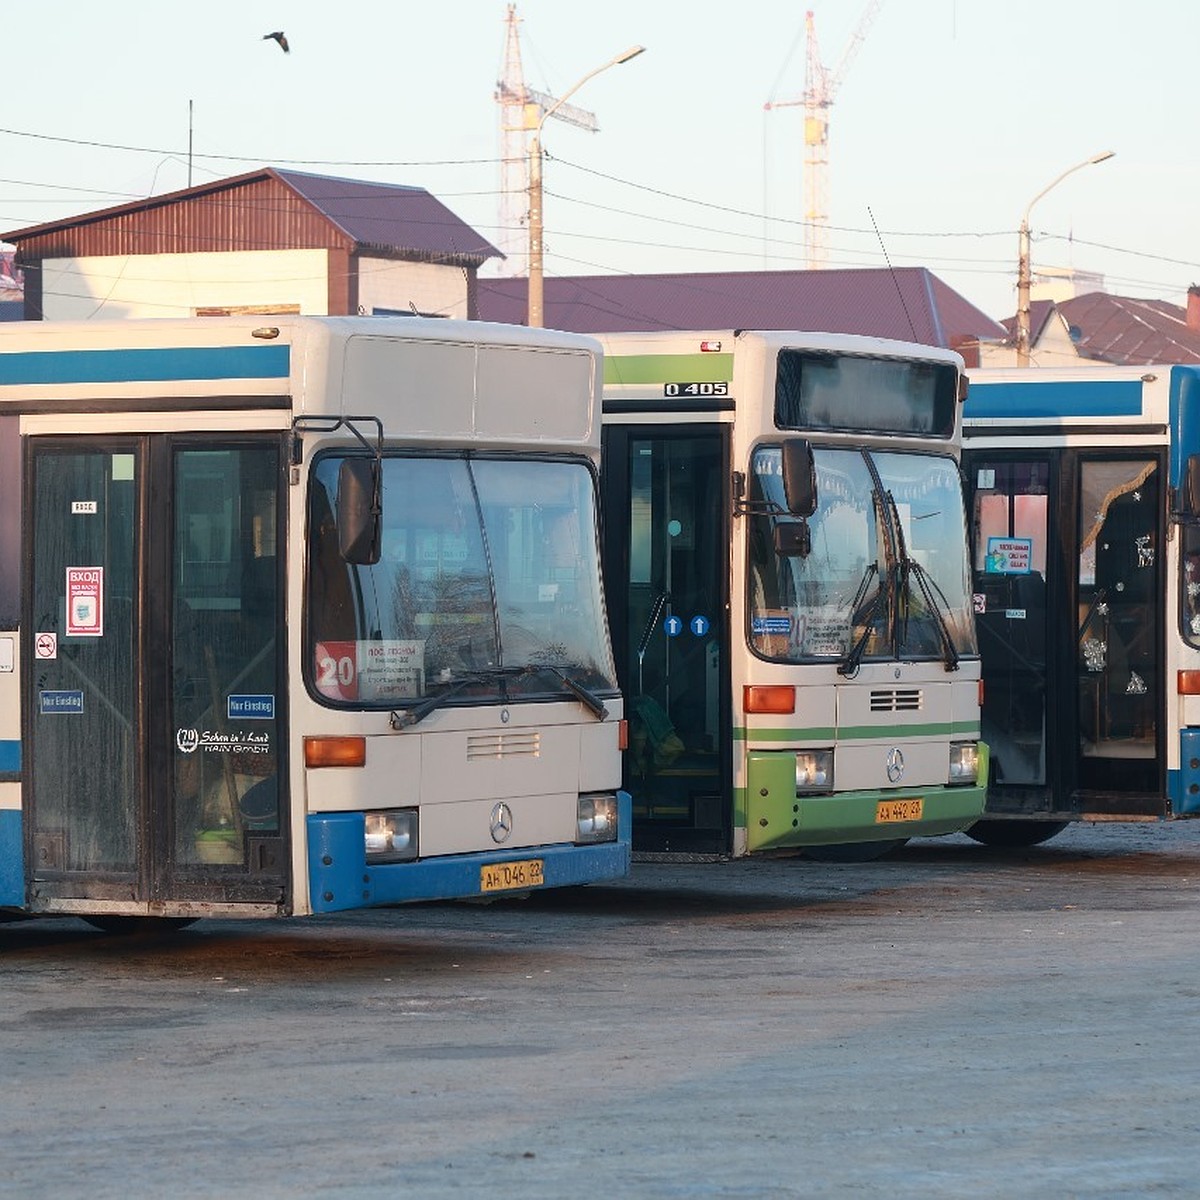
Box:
690;615;710;636
664;615;683;637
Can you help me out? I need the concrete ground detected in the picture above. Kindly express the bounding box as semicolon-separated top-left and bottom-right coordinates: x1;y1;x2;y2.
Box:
2;820;1199;1198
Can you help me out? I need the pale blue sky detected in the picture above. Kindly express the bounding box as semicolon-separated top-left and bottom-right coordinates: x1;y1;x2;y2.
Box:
0;1;1194;320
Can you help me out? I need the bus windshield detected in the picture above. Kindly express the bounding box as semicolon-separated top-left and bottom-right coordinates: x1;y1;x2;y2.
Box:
747;446;977;665
308;453;617;707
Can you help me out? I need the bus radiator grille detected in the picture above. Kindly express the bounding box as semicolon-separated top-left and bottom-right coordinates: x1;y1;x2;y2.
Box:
466;731;541;760
869;688;923;712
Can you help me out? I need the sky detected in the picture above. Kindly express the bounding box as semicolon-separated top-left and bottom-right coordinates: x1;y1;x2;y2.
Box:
0;0;1195;322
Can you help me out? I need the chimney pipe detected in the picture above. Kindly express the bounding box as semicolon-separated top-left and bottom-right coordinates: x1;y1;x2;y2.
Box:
1188;284;1200;332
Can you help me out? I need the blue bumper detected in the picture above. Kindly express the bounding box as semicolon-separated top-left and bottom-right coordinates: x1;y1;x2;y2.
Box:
307;791;633;914
1170;729;1200;816
0;808;23;907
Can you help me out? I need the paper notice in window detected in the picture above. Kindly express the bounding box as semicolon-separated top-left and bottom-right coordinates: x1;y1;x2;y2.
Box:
356;640;425;702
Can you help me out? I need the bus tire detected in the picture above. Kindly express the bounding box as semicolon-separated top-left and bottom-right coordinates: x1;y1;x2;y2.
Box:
82;916;198;935
965;819;1068;848
803;838;907;863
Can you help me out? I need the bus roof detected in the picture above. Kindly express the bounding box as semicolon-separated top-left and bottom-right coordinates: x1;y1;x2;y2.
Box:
0;316;603;453
598;329;963;395
964;364;1176;429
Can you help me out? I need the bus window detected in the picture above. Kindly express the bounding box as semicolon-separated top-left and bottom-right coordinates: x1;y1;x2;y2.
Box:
307;454;616;708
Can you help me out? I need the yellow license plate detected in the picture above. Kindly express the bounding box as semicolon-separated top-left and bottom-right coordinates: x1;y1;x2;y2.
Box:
876;798;923;824
480;859;545;893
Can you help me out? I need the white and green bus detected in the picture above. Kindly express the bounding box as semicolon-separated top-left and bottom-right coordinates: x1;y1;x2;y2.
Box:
599;330;986;858
0;316;628;929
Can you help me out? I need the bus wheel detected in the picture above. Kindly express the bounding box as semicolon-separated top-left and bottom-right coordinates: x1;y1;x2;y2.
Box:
803;838;907;863
82;916;198;935
965;819;1068;848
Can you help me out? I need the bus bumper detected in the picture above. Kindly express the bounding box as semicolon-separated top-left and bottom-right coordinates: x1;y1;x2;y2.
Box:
1170;729;1200;816
0;806;22;907
307;791;633;914
745;747;988;852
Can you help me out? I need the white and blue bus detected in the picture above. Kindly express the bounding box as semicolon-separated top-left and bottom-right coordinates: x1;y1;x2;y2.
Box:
0;316;628;928
599;330;986;859
963;363;1200;845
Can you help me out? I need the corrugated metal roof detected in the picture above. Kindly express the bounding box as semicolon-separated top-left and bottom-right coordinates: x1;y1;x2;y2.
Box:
2;168;501;267
997;292;1200;364
1060;292;1200;365
271;170;500;262
476;267;1006;349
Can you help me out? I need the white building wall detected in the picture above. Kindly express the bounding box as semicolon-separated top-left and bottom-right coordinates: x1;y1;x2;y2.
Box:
40;249;331;320
1031;264;1106;304
356;257;470;319
979;309;1096;369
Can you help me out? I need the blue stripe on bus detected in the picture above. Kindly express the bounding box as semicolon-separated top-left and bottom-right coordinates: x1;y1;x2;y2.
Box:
0;809;22;906
307;794;632;913
0;739;19;774
0;344;291;386
964;378;1144;420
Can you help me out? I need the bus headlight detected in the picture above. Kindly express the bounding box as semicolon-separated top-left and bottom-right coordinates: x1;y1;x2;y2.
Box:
948;742;980;785
577;793;619;843
795;750;833;793
364;809;419;863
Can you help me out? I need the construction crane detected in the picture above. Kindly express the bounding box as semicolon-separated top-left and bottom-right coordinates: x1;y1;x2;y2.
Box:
494;5;599;278
764;2;886;270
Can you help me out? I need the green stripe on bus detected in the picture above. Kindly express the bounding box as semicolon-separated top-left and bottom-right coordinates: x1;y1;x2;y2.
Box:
603;353;734;385
734;721;981;741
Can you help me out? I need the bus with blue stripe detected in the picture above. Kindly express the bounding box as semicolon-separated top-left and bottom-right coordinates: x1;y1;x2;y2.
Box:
962;363;1200;844
0;316;629;929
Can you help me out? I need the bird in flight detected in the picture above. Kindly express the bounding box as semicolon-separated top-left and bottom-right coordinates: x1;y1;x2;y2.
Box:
262;31;290;53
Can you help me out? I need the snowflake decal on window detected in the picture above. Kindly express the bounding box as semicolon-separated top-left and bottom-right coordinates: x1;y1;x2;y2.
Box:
1082;638;1107;672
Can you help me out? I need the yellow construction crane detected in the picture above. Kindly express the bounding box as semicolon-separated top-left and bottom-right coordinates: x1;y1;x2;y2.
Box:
765;2;886;270
494;4;599;278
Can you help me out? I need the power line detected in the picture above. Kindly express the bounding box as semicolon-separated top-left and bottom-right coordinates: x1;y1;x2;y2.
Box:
0;125;498;169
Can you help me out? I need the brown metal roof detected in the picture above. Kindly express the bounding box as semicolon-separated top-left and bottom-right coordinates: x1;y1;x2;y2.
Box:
2;167;501;267
1059;292;1200;365
476;267;1006;349
997;292;1200;364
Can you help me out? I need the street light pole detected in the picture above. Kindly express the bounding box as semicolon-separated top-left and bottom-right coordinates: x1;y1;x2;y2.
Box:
527;45;645;328
1015;150;1115;366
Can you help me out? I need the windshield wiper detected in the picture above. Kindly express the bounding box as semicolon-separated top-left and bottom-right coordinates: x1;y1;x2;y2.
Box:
389;666;525;729
886;491;960;673
529;664;610;721
838;562;885;677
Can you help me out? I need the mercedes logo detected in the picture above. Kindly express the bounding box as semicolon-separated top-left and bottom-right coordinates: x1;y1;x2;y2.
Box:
885;747;905;784
490;801;514;844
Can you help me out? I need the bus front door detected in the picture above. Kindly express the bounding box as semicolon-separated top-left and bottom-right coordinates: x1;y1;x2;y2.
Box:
602;425;731;854
968;450;1164;822
24;436;287;915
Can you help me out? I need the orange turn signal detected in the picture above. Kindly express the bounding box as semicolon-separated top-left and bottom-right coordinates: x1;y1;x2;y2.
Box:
617;719;629;751
304;735;367;768
1179;671;1200;695
744;685;796;715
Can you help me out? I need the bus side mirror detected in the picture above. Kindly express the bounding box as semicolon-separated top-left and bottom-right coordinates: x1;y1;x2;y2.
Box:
781;439;817;517
1184;455;1200;517
774;520;812;558
337;458;382;565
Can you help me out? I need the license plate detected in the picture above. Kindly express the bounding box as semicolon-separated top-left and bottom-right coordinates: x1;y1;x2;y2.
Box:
480;859;545;893
876;798;923;824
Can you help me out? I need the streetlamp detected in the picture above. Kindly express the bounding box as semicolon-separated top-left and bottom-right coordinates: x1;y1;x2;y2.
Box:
527;44;645;328
1015;150;1115;366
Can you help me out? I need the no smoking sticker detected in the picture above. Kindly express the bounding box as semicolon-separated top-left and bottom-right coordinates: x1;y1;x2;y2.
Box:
35;632;58;660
